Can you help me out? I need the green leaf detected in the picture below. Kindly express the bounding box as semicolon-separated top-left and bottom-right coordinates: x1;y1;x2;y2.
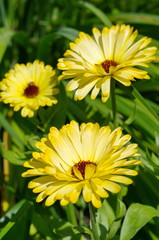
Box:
55;27;79;41
124;103;136;125
78;1;112;27
38;27;79;60
132;86;159;127
0;199;26;225
0;28;14;62
117;84;159;134
37;33;59;60
63;203;77;225
109;13;159;26
135;78;159;93
96;199;115;239
116;95;159;141
107;200;126;240
107;221;121;240
73;226;92;235
155;131;159;152
120;203;159;240
45;82;67;130
0;112;24;149
1;149;25;165
0;200;33;239
32;207;58;238
85;97;111;119
67;99;87;122
116;199;126;220
13;31;31;47
10;119;28;146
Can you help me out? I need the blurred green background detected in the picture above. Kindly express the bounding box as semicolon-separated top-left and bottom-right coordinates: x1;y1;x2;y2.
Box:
0;0;159;239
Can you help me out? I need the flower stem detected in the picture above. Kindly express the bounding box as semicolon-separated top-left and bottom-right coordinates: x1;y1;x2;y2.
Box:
65;203;77;225
88;203;100;240
110;78;117;128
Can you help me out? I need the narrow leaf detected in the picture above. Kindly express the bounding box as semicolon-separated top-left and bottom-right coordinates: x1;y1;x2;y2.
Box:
0;28;14;62
79;1;112;27
132;86;159;127
55;27;79;41
118;84;159;128
109;13;159;26
1;150;25;165
0;112;24;148
0;200;33;239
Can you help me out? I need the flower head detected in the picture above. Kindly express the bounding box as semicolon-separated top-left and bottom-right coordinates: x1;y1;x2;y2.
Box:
0;60;59;117
58;24;157;102
22;121;141;208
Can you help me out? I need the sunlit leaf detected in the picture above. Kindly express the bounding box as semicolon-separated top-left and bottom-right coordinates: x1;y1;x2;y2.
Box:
0;200;33;239
120;203;159;240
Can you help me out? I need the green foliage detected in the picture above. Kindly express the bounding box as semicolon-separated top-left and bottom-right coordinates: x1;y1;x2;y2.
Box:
120;203;159;240
0;28;14;62
0;0;159;239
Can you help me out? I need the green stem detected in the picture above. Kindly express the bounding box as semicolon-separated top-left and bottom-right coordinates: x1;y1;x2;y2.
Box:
65;203;77;225
88;203;100;240
110;79;117;128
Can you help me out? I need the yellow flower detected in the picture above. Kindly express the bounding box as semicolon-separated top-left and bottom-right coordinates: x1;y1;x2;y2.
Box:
0;60;59;117
58;24;157;102
22;121;141;208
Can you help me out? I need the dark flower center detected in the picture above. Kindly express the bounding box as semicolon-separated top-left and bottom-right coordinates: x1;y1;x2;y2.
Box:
24;82;39;98
101;60;117;73
72;161;96;178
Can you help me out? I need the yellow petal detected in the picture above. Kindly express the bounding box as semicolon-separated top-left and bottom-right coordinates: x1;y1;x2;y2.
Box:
72;166;83;180
45;193;56;206
92;192;102;208
85;164;96;179
60;197;69;206
102;180;121;193
83;181;92;202
90;180;109;198
36;191;47;203
109;175;133;184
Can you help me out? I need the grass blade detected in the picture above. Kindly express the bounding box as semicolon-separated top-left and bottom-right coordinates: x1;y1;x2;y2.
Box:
0;112;24;148
109;13;159;26
0;28;14;62
0;200;33;239
79;1;112;27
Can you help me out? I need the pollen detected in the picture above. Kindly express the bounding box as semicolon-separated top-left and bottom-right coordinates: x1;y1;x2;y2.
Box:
24;82;39;98
101;60;117;73
72;161;96;178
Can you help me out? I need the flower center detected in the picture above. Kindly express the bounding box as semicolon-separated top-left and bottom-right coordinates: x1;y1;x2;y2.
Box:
101;60;117;73
72;161;96;178
24;82;39;98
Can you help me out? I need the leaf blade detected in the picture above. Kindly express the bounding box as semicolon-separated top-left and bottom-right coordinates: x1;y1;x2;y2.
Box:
120;203;159;240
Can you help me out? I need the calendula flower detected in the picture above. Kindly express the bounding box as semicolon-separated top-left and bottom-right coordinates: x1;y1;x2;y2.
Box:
22;121;141;208
0;60;59;117
58;24;157;102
